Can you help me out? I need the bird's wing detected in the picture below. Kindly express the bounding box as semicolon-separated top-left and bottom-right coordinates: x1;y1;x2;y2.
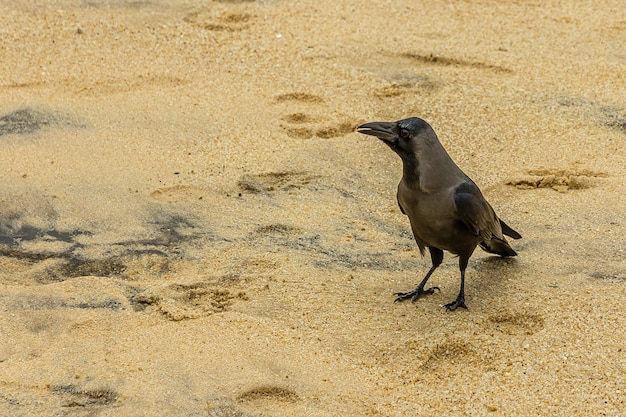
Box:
453;181;503;241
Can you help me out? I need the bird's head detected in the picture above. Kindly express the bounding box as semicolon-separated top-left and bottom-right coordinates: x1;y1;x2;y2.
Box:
356;117;436;158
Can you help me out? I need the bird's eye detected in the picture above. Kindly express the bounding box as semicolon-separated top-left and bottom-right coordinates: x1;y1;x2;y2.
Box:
399;128;410;138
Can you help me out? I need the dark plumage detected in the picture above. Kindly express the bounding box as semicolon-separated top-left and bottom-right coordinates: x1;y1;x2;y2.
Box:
357;117;521;310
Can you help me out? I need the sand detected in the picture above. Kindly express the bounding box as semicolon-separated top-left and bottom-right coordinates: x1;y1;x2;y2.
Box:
0;0;625;415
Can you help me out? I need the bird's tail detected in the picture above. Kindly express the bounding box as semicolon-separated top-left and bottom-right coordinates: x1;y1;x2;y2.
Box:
479;238;517;257
500;220;522;239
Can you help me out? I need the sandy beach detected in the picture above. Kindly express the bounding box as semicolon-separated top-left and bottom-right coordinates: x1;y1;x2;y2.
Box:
1;0;625;415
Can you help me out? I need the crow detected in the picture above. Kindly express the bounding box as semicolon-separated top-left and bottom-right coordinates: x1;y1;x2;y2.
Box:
357;117;521;310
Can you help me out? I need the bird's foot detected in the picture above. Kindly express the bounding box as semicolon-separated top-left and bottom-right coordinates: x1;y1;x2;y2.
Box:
394;286;440;303
443;297;467;311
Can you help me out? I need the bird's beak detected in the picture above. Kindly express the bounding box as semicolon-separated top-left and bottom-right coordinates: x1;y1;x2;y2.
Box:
356;121;397;142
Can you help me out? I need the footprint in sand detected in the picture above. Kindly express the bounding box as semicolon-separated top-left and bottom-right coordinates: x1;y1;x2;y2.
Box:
274;92;358;139
507;168;608;192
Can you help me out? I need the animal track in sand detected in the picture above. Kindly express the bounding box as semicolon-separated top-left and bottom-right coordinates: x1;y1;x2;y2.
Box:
51;385;119;408
314;121;357;138
401;52;513;73
133;281;248;321
373;76;439;99
187;12;253;31
274;92;357;138
488;311;545;335
419;339;486;373
282;112;317;124
255;223;304;235
238;171;320;194
274;92;324;103
237;385;300;403
280;112;357;139
507;168;608;192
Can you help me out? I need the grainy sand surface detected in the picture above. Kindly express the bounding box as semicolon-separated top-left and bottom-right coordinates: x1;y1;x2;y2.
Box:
1;0;625;416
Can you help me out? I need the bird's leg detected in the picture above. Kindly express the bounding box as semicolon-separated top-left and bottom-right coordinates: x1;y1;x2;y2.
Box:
444;256;469;311
395;248;442;303
394;265;441;302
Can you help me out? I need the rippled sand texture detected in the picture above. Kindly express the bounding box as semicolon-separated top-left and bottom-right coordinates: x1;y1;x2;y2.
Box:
1;0;625;415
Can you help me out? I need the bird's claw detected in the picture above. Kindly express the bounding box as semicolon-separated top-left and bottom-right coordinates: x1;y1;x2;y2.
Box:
394;286;440;303
443;298;467;311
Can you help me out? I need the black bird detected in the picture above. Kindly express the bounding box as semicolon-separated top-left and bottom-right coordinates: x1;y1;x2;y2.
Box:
357;117;521;310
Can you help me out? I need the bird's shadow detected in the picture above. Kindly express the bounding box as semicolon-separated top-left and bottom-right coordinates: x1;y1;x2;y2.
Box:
469;255;522;305
477;255;521;267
